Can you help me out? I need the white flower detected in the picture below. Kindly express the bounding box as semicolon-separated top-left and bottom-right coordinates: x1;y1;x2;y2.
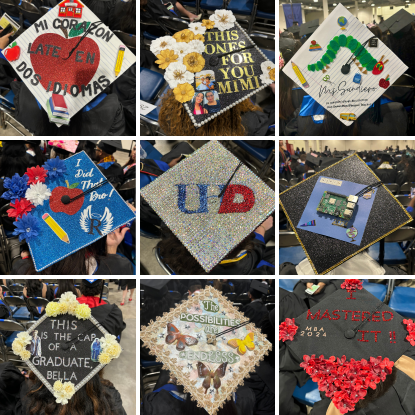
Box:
209;9;236;31
150;36;176;56
16;331;32;346
259;60;275;84
188;22;207;35
60;291;77;304
187;39;205;55
99;333;118;349
25;182;52;207
164;62;194;88
172;42;191;62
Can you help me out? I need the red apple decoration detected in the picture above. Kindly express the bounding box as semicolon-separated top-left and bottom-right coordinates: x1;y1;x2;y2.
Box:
379;75;390;89
4;42;20;62
311;40;317;45
50;180;84;215
30;33;100;95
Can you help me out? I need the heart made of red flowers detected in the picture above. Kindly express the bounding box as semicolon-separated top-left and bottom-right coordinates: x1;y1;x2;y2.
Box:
300;354;394;414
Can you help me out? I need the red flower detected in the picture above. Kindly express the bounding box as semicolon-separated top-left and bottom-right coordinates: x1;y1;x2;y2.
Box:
25;165;47;185
6;198;35;220
340;279;363;292
279;318;298;342
404;319;415;346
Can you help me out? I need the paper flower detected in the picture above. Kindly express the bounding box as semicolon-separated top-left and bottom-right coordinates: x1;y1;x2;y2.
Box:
44;157;67;179
75;303;91;320
155;49;179;70
98;352;112;365
25;165;48;185
150;35;176;56
194;34;205;42
183;52;205;73
20;350;31;361
164;62;194;88
187;39;205;55
25;182;52;207
209;10;236;31
188;22;207;35
259;60;275;84
201;19;215;29
173;29;195;43
59;302;69;314
46;301;62;317
60;291;77;304
403;319;415;346
279;318;298;342
1;173;29;203
99;333;118;349
53;380;64;393
7;198;35;220
67;301;79;316
105;343;122;359
12;340;24;354
16;331;32;345
173;83;195;103
53;381;75;405
13;213;40;242
172;42;191;62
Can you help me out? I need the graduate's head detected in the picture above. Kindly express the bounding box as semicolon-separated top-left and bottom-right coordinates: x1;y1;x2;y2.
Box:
187;280;202;295
248;280;269;300
0;140;31;178
80;279;104;297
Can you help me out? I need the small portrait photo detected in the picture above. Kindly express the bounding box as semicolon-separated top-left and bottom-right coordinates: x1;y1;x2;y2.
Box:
30;330;42;357
192;91;208;115
91;338;101;362
203;90;221;114
195;70;215;91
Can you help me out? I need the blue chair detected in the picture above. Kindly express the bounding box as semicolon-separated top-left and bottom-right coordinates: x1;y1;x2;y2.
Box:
140;84;171;135
279;279;300;292
17;0;40;26
2;296;32;321
200;0;226;12
250;0;275;35
362;282;386;302
368;242;407;265
181;0;199;14
140;68;166;101
279;246;306;266
0;319;26;363
140;140;163;163
389;286;415;318
260;48;275;64
140;359;163;397
143;31;159;41
293;379;322;407
227;0;255;34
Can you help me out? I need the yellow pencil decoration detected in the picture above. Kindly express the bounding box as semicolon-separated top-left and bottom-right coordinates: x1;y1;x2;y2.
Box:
115;45;125;77
42;213;70;244
291;61;309;88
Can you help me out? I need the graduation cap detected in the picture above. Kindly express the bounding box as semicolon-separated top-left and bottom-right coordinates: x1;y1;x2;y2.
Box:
141;279;171;298
83;279;103;288
187;279;203;289
279;154;412;274
305;153;322;169
11;291;122;405
290;154;300;160
48;140;79;154
140;140;275;273
249;280;269;295
25;140;41;146
4;151;135;271
282;280;415;413
149;10;274;130
2;141;27;157
287;24;301;35
282;3;409;126
378;151;394;162
97;140;124;155
378;9;415;35
300;19;320;37
140;285;272;415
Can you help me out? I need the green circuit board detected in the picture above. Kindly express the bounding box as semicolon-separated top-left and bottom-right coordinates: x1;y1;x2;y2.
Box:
316;191;349;219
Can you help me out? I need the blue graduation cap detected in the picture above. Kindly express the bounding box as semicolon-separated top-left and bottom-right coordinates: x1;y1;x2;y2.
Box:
4;151;135;272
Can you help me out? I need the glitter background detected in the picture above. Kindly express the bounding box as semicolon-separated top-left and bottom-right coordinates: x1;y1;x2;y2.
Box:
279;155;413;274
140;140;275;273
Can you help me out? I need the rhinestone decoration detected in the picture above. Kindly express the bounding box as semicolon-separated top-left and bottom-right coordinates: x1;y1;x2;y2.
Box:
140;140;275;272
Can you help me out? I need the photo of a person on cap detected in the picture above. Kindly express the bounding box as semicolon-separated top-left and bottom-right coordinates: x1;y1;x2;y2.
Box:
30;331;42;357
192;92;208;115
204;91;221;114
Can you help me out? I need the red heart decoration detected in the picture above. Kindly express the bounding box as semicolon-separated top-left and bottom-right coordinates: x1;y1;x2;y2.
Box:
30;33;100;95
300;354;394;414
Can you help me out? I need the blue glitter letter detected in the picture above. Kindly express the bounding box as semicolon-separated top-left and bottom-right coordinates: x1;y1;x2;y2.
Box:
177;185;208;214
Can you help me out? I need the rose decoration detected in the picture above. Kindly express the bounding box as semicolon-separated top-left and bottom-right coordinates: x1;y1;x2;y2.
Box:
279;318;298;342
341;279;363;292
403;319;415;346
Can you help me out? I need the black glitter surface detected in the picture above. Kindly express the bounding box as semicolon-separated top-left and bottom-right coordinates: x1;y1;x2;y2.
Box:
184;22;270;128
279;155;412;274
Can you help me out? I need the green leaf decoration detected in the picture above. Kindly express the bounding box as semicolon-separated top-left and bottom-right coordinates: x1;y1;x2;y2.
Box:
10;42;16;48
69;22;91;38
69;182;79;189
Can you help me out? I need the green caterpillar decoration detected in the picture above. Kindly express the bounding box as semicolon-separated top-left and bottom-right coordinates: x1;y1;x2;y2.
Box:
307;34;387;75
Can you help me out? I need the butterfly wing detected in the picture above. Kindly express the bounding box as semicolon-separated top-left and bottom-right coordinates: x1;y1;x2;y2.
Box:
165;323;180;344
227;338;242;349
197;362;212;394
244;332;255;351
183;335;198;347
213;363;228;391
176;335;187;351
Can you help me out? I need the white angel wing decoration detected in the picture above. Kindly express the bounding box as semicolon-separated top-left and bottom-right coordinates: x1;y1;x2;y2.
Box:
80;205;92;233
100;207;114;235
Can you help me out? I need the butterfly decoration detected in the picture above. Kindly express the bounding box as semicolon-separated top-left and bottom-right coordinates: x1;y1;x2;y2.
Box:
197;362;228;394
165;323;198;351
227;332;255;355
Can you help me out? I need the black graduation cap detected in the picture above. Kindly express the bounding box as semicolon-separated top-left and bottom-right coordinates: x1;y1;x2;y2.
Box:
83;279;103;288
284;281;414;413
2;140;27;157
12;292;121;405
141;279;171;298
287;24;301;34
98;140;124;155
279;154;412;274
378;9;415;34
291;154;300;160
250;280;269;295
320;157;339;169
85;140;98;149
378;151;394;162
300;19;320;37
187;279;202;289
305;153;321;169
24;140;41;146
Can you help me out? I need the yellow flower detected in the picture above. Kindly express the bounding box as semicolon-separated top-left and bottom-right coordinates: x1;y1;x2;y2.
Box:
173;83;195;103
98;352;112;365
20;350;31;361
59;302;69;314
12;339;24;354
173;29;195;43
194;34;205;42
67;301;79;316
53;380;64;392
269;68;275;81
75;303;91;320
46;302;61;317
202;19;215;29
99;333;118;349
183;52;205;73
155;49;178;70
105;343;122;359
63;382;75;398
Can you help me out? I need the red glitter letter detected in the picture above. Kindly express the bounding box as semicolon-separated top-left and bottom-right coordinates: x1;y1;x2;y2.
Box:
362;311;372;322
342;310;352;320
331;310;340;320
382;311;393;322
352;311;361;322
218;185;255;214
320;310;331;320
306;310;321;320
372;311;380;322
371;330;381;342
358;330;369;342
